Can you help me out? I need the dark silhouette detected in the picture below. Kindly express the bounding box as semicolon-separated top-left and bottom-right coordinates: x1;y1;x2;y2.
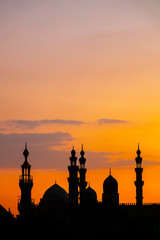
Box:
135;143;144;206
18;143;35;218
67;146;79;205
0;205;14;227
81;183;97;205
78;144;87;204
102;168;119;206
1;143;160;236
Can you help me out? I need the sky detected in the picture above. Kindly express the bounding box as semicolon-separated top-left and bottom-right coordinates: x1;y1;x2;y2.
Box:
1;0;160;215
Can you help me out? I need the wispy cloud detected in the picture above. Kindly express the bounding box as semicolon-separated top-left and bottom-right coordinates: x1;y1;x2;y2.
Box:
0;134;126;170
0;132;159;170
98;118;130;125
0;118;132;132
0;132;74;169
0;119;86;130
86;151;124;169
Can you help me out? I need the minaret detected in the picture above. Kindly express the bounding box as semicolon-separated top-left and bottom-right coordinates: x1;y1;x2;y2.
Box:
134;144;144;206
18;143;34;216
68;146;79;205
79;145;87;203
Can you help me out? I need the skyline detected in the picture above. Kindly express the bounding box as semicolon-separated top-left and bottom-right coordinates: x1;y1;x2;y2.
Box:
1;145;160;216
1;0;160;215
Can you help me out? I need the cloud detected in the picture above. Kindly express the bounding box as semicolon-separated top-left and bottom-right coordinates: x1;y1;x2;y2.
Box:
0;132;74;169
0;131;127;170
0;134;125;170
85;151;124;169
0;132;158;170
85;151;160;169
0;118;132;131
0;119;86;130
98;119;129;125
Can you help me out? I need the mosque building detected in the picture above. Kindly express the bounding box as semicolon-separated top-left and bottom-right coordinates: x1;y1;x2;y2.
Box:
17;143;142;217
1;142;160;233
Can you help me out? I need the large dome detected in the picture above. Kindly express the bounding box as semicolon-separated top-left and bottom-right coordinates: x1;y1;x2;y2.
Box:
103;174;118;194
41;183;69;205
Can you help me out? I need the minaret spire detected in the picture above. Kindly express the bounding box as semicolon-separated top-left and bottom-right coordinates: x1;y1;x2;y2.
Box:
23;142;29;165
68;146;79;205
134;143;144;206
79;145;87;204
18;143;34;216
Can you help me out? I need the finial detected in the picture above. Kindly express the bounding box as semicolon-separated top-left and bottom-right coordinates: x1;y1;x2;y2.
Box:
55;180;57;184
23;142;29;159
89;181;90;187
80;144;85;156
71;145;76;156
109;168;111;175
137;143;141;156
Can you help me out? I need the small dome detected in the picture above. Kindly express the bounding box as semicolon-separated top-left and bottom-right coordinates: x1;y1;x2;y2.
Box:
135;144;142;165
71;146;76;156
41;183;69;205
80;144;85;157
82;186;97;204
136;143;141;156
103;174;118;194
23;143;29;158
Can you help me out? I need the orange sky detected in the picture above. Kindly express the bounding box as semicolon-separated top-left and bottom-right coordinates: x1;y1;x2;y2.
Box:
1;1;160;216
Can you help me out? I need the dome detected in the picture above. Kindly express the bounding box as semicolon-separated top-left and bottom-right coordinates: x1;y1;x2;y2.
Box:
103;174;118;194
82;186;97;204
41;183;69;205
135;144;142;165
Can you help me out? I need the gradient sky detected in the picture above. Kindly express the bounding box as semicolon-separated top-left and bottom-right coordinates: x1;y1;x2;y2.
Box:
1;0;160;215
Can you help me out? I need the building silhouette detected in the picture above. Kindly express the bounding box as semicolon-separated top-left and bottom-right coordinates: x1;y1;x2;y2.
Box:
18;143;35;217
81;183;97;205
135;143;144;206
68;146;79;205
78;145;87;204
1;143;160;234
102;169;119;206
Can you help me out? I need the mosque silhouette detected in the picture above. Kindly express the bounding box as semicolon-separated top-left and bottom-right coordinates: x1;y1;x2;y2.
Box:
1;143;160;234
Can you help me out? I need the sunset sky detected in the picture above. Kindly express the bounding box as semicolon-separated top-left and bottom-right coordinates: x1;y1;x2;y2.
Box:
1;0;160;216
